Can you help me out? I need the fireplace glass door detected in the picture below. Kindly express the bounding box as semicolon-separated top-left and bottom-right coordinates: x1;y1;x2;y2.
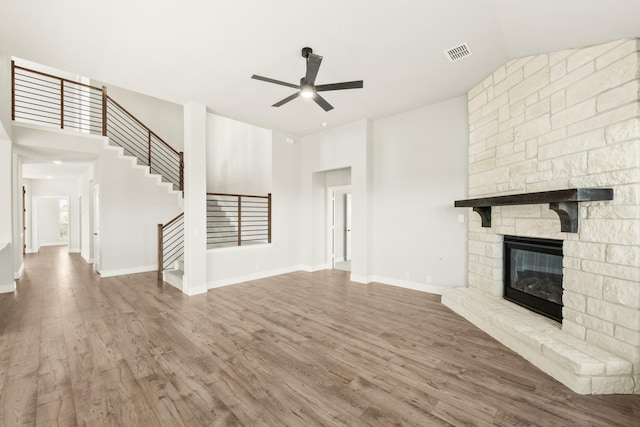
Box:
504;236;563;322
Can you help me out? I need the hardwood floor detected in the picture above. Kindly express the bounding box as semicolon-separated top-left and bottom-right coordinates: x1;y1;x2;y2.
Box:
1;247;638;426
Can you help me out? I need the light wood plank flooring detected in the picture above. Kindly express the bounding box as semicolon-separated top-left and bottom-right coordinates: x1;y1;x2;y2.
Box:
1;246;638;426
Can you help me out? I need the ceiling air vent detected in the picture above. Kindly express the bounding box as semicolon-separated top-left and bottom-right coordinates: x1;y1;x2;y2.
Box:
445;43;472;62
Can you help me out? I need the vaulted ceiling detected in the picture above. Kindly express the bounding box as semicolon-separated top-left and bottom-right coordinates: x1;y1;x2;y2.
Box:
1;0;639;136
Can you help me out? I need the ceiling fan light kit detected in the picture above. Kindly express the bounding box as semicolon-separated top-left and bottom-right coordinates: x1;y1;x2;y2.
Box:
251;47;364;112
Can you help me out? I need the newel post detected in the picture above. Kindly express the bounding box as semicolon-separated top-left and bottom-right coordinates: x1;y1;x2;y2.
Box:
267;193;272;243
237;196;242;246
11;60;15;121
101;86;108;136
157;224;163;282
179;152;184;191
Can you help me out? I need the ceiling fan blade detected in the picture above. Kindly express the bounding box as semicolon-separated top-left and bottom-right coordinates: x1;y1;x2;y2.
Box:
313;93;334;112
251;74;300;90
305;53;323;85
315;80;364;92
272;92;300;107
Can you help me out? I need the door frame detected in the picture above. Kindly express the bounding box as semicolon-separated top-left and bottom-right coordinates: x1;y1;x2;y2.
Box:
326;185;352;269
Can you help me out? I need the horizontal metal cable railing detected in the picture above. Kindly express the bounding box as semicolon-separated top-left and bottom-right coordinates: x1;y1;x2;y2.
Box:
12;61;183;191
207;192;272;248
158;212;184;281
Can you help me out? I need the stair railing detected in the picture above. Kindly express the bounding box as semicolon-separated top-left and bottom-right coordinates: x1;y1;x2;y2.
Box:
206;192;272;248
11;60;184;191
158;212;184;281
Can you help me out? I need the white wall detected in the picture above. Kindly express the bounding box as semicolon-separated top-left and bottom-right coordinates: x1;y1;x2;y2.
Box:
96;145;182;277
0;54;13;141
78;167;94;262
30;178;81;251
370;95;468;290
300;120;371;281
94;80;185;151
333;189;351;261
206;113;272;195
206;130;301;287
0;138;13;291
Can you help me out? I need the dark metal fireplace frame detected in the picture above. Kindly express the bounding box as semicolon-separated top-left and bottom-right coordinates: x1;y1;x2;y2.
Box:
503;236;564;322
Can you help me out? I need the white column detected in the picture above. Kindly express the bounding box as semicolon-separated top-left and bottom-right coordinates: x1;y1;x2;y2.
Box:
0;138;15;293
182;103;207;295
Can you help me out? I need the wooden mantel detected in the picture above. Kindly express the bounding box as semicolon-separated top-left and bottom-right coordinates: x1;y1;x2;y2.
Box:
454;188;614;233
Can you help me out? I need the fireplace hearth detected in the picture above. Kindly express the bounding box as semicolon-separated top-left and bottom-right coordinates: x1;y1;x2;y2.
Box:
503;236;563;322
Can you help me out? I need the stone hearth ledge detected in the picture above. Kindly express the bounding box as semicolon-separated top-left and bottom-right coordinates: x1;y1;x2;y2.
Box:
441;287;635;394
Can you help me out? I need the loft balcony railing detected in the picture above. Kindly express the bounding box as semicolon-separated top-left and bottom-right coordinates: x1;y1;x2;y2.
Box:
207;193;272;249
11;60;183;191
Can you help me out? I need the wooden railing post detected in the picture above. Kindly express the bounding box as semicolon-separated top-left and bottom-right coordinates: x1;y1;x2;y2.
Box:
267;193;272;243
237;196;242;246
60;80;64;129
101;86;108;136
11;60;15;121
157;223;163;282
179;152;184;191
148;130;152;169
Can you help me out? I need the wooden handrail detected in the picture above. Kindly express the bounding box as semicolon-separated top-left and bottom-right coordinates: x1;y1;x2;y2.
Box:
106;95;180;155
206;192;269;199
13;64;103;91
157;223;163;282
162;212;184;228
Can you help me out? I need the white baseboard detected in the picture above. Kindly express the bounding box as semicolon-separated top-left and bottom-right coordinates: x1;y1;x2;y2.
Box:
0;281;16;293
99;264;157;278
25;248;37;254
69;247;80;253
81;253;93;264
184;286;208;296
39;242;68;247
349;274;371;284
301;263;330;273
14;263;24;280
208;265;302;290
368;275;448;295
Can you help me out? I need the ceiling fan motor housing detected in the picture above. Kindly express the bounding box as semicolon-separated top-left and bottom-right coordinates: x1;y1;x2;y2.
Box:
301;47;313;58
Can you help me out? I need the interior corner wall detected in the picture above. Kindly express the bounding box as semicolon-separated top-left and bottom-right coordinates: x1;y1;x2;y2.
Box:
0;138;13;289
370;95;469;291
206;130;302;287
79;167;94;262
300;120;371;280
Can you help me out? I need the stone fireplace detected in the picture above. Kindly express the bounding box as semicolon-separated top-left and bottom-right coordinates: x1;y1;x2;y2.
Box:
442;39;640;394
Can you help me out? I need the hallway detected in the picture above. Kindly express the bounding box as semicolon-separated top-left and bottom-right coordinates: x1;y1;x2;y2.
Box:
0;247;638;426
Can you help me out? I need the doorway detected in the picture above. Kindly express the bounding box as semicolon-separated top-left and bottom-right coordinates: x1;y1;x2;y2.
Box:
328;186;352;272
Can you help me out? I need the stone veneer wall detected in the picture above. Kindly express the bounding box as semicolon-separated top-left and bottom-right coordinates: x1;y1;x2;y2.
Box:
465;39;639;389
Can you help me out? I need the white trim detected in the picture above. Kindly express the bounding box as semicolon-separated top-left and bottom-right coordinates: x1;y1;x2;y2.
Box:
184;286;208;296
207;243;273;253
81;253;93;264
68;247;81;253
39;242;68;247
334;256;345;263
367;275;451;295
0;281;16;293
99;264;157;278
25;248;37;254
302;263;330;272
349;274;371;284
14;263;24;280
208;265;302;289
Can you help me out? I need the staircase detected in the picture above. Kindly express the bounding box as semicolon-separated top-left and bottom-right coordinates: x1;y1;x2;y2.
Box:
12;60;185;278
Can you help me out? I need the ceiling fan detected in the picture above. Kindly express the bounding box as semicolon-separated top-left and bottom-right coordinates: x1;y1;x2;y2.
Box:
251;47;364;112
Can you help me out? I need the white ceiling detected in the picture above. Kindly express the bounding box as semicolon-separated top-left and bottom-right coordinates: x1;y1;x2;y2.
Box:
1;1;639;136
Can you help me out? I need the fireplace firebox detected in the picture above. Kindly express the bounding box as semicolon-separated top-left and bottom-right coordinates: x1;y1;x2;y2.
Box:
503;236;563;322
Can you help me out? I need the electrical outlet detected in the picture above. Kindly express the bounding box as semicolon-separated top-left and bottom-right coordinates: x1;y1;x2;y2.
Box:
404;272;410;280
426;275;432;284
458;214;465;223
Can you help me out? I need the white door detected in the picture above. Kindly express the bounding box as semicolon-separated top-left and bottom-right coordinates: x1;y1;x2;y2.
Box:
93;184;101;274
345;193;352;261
